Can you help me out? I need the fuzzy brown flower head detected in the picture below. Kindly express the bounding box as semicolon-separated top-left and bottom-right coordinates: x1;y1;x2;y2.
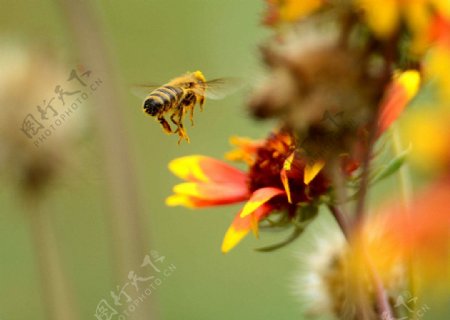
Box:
249;37;380;162
0;40;85;195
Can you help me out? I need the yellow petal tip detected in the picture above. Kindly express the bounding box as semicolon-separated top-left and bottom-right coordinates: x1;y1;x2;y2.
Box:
240;201;261;218
221;227;249;253
304;160;325;185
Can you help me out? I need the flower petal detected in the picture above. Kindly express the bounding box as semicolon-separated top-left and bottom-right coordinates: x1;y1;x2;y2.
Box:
362;176;450;280
378;70;421;134
280;0;323;23
281;152;295;203
173;182;249;201
166;182;249;208
166;194;213;208
168;155;247;184
221;204;273;253
240;187;285;218
225;136;263;165
356;0;400;38
304;160;325;185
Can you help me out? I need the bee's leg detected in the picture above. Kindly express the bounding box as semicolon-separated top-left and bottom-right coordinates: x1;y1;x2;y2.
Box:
198;96;205;112
169;107;182;134
170;111;178;127
157;115;173;134
183;93;197;126
173;107;190;144
188;103;195;126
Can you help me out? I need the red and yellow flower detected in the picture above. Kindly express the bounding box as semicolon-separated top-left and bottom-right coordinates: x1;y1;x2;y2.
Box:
167;130;330;253
166;67;421;253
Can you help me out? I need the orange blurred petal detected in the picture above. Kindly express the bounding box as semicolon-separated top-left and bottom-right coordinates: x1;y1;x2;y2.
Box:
225;136;263;165
363;176;450;278
221;204;273;253
430;13;450;47
240;187;285;218
378;70;421;134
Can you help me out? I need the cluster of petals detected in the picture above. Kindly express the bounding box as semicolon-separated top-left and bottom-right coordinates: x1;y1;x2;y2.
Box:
167;131;328;253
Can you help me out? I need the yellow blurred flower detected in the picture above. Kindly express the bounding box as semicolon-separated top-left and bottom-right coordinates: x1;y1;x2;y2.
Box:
355;0;450;53
401;107;450;172
264;0;324;26
361;176;450;283
401;30;450;172
425;43;450;102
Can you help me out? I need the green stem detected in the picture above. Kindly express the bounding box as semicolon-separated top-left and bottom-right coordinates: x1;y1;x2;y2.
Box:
328;204;350;240
27;196;79;320
54;1;156;319
392;125;417;318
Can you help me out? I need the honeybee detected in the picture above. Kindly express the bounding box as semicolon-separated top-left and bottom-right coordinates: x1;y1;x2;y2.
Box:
137;71;238;144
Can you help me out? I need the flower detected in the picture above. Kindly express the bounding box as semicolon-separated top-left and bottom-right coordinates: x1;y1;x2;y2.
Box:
377;70;421;134
263;0;324;26
355;0;450;53
401;107;450;172
358;176;450;285
399;26;450;172
167;129;330;253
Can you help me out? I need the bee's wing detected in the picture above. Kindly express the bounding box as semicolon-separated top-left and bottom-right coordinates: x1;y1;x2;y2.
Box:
197;78;244;100
131;84;161;100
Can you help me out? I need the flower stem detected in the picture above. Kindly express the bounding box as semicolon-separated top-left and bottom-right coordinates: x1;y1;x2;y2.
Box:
54;1;157;319
27;196;79;320
366;253;395;320
392;125;417;317
327;204;350;240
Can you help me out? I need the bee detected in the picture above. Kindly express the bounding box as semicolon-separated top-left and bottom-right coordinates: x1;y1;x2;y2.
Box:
137;71;238;144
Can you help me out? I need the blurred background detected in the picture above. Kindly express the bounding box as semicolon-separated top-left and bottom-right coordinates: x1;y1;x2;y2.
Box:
0;1;447;320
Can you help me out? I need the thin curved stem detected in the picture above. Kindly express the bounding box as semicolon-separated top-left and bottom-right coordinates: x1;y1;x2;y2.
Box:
392;125;417;318
54;1;156;319
327;204;350;240
27;196;79;320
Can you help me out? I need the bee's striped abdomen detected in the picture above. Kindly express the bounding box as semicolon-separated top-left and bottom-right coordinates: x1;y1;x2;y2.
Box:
144;85;185;117
150;86;183;111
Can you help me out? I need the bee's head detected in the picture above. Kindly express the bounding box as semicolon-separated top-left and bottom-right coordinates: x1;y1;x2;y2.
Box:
143;99;160;116
193;70;206;84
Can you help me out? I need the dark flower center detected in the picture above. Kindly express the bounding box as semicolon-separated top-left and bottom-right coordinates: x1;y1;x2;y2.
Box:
248;130;330;208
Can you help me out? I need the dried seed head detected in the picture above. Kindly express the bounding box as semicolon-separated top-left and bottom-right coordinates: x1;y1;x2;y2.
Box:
295;230;408;319
249;27;382;164
296;231;360;319
0;40;85;195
